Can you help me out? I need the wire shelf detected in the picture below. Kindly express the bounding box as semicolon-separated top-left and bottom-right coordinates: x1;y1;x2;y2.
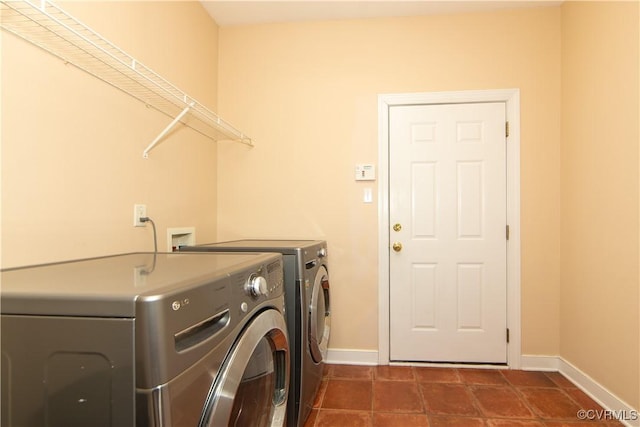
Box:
0;0;252;157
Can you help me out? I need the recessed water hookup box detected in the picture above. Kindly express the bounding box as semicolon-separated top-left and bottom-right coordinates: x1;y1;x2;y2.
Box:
167;227;195;252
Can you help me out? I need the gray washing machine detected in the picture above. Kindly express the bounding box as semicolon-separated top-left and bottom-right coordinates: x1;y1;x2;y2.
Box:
1;252;289;427
181;240;331;427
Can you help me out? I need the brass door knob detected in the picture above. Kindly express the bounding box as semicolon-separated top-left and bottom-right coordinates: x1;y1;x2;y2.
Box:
392;242;403;252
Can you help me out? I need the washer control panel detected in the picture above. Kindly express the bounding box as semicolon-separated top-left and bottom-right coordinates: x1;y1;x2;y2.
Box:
245;274;268;297
317;247;327;258
232;257;284;315
266;259;284;293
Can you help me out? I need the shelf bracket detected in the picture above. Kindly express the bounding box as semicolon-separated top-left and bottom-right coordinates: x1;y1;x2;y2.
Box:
143;102;195;158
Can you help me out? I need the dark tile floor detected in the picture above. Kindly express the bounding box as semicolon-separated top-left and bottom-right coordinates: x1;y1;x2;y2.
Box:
303;364;624;427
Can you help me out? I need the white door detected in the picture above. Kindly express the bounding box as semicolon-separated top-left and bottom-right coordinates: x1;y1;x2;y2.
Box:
389;102;507;364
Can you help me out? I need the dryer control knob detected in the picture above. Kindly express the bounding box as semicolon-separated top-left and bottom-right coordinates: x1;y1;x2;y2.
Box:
246;275;268;297
317;247;327;258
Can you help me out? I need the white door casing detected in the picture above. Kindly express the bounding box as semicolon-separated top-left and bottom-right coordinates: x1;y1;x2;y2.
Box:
389;102;507;363
377;89;521;368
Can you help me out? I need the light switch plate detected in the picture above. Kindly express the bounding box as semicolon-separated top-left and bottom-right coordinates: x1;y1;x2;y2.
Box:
364;188;373;203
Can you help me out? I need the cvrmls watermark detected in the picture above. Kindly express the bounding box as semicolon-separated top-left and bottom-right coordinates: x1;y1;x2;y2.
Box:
577;409;639;421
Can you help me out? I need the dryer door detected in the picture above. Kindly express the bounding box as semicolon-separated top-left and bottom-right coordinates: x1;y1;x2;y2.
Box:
309;265;331;363
200;309;289;427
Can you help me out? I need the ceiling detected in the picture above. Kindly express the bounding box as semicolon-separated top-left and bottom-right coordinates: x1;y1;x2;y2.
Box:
201;0;562;26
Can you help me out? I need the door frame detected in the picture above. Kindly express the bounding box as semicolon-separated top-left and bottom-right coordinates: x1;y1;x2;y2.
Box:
377;89;521;368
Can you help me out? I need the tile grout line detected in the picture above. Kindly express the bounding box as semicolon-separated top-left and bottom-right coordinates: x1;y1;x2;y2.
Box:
498;369;542;424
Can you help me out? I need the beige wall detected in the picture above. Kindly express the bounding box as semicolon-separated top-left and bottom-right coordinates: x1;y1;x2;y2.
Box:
3;0;636;413
560;1;639;410
217;7;563;354
1;1;220;268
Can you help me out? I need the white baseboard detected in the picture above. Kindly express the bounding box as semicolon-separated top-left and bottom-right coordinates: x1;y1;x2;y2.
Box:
326;348;378;366
520;354;560;371
522;355;639;427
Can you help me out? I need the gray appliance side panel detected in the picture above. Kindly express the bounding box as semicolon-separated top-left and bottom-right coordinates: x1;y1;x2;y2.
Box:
1;315;135;427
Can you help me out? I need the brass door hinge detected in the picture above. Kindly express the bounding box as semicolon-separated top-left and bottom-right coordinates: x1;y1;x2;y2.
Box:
506;225;510;241
506;121;510;138
506;328;510;343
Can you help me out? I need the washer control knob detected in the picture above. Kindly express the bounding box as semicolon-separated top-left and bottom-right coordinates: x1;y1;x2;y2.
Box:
317;247;327;258
246;275;268;297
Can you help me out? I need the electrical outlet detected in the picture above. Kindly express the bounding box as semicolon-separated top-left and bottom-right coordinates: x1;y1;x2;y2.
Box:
133;204;147;227
133;266;148;287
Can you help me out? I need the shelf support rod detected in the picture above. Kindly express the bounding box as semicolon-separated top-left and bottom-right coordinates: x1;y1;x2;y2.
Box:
143;102;194;158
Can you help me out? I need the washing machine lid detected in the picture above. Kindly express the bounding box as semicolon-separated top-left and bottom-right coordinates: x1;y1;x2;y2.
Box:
195;239;325;255
0;252;277;318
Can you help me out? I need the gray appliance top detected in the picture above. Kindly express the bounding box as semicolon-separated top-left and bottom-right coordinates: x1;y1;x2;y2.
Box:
1;252;278;318
197;239;325;254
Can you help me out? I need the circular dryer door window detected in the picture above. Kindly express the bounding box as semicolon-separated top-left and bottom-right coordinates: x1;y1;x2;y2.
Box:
309;265;331;363
200;309;290;427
